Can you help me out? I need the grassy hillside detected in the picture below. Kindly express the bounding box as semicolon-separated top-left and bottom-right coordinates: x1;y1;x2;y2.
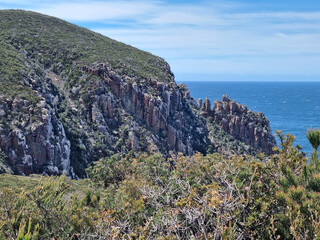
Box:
0;10;174;97
0;174;90;194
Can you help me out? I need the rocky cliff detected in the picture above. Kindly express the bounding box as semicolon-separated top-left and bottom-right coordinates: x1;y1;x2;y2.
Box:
0;10;276;177
198;95;276;155
179;85;276;155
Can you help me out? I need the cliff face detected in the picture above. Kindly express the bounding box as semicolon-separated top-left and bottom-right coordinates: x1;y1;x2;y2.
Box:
0;96;72;176
197;95;276;155
0;10;276;177
0;61;209;177
81;64;208;156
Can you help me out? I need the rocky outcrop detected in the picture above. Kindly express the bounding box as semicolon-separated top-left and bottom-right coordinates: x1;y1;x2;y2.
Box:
0;96;74;176
0;11;277;178
0;61;276;177
2;59;207;177
81;63;208;156
199;95;276;155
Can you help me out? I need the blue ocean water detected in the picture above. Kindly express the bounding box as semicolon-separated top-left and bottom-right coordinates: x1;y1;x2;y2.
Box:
181;81;320;154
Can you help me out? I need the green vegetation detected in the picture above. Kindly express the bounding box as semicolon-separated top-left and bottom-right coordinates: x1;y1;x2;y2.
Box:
1;130;320;239
307;128;320;167
0;10;173;93
0;174;90;195
0;10;174;130
0;150;12;174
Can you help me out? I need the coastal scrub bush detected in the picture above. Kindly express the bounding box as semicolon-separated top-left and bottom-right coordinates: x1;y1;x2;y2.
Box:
2;131;320;239
307;128;320;167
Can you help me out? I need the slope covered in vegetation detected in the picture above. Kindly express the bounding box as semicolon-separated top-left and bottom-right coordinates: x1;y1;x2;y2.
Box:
1;130;320;239
0;10;174;86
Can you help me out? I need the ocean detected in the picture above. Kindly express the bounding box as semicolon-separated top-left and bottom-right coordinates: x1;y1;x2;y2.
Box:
180;81;320;155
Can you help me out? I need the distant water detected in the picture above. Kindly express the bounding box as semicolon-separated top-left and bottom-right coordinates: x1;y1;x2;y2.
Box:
180;81;320;155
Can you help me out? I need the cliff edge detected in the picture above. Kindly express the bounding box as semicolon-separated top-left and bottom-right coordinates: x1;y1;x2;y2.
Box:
0;10;276;177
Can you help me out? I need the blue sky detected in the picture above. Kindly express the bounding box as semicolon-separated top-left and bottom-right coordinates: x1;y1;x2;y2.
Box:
1;0;320;81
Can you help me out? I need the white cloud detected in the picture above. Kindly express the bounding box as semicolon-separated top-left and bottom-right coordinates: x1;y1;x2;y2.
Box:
95;26;320;55
230;11;320;21
0;0;32;4
35;1;157;21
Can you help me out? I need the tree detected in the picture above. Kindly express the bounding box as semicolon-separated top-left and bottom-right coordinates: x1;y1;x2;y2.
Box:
307;128;320;167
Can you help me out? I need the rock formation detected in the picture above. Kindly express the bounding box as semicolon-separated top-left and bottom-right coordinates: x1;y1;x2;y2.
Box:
0;10;276;177
80;63;208;156
0;95;73;176
199;95;276;155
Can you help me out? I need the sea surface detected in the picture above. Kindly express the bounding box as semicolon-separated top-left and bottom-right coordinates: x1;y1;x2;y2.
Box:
181;81;320;155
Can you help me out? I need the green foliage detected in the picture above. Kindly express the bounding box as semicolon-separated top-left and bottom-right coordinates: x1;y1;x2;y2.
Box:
2;130;320;239
0;174;97;239
86;152;279;238
0;10;174;95
15;218;39;240
0;150;12;174
272;130;320;239
307;128;320;151
84;131;320;239
307;128;320;168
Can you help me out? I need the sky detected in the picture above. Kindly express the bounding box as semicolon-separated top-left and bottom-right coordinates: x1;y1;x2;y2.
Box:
1;0;320;82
